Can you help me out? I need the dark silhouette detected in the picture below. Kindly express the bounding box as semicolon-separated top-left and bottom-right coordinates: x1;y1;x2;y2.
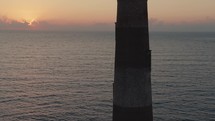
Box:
113;0;153;120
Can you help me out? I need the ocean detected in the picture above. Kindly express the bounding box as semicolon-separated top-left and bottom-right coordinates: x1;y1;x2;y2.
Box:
0;31;214;121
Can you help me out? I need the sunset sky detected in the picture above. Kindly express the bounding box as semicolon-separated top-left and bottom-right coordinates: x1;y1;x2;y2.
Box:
0;0;215;31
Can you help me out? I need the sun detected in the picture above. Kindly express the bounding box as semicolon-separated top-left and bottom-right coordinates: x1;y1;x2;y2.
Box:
28;19;36;26
19;16;38;26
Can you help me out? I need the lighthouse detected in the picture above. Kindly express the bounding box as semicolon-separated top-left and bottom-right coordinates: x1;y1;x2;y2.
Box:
113;0;153;120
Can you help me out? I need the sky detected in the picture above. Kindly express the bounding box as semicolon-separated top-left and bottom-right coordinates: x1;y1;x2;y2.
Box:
0;0;215;31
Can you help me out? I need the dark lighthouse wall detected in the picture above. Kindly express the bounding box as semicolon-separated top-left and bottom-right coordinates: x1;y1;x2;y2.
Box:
113;0;153;120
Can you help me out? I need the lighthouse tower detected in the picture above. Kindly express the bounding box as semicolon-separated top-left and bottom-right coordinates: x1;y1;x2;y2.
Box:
113;0;153;120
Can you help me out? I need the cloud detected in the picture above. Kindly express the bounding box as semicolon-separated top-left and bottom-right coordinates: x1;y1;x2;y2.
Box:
1;15;214;32
149;18;165;26
0;16;114;31
29;21;114;31
0;16;29;30
149;17;215;32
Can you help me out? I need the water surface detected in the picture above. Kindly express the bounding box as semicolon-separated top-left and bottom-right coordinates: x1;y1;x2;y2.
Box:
0;31;214;121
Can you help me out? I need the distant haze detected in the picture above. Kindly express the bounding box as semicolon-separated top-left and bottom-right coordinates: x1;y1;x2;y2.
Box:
0;0;215;32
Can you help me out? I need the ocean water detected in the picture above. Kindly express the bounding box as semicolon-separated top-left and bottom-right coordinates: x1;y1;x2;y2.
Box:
0;31;214;121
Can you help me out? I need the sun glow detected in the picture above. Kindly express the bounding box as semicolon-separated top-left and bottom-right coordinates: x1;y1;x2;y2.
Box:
19;17;38;27
28;19;36;26
0;0;214;31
